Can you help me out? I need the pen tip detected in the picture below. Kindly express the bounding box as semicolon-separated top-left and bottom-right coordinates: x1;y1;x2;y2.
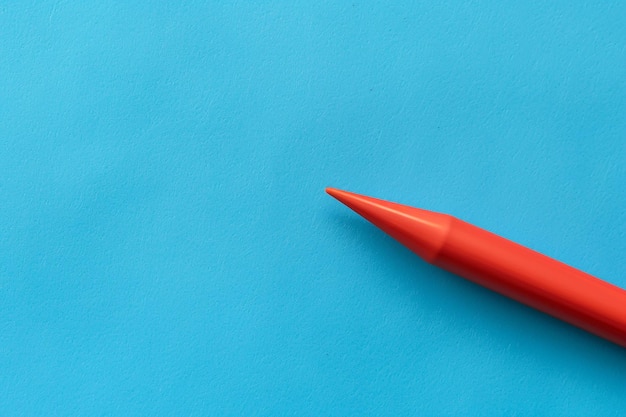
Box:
325;187;349;202
325;187;451;261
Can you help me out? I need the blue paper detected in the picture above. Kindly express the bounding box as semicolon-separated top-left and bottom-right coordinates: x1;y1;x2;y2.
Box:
1;1;625;415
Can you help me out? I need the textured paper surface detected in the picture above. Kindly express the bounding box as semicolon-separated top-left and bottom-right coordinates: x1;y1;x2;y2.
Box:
1;2;625;415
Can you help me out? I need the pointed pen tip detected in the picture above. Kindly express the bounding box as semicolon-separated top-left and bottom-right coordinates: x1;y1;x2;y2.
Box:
325;187;359;206
325;186;376;207
325;187;341;198
324;186;451;262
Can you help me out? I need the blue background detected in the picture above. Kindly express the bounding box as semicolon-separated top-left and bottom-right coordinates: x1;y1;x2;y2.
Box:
1;1;625;415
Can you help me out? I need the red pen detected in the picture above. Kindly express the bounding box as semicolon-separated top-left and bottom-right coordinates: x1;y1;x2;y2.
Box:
327;187;626;348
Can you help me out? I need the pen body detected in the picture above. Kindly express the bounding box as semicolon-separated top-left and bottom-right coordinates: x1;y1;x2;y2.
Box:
434;217;626;347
